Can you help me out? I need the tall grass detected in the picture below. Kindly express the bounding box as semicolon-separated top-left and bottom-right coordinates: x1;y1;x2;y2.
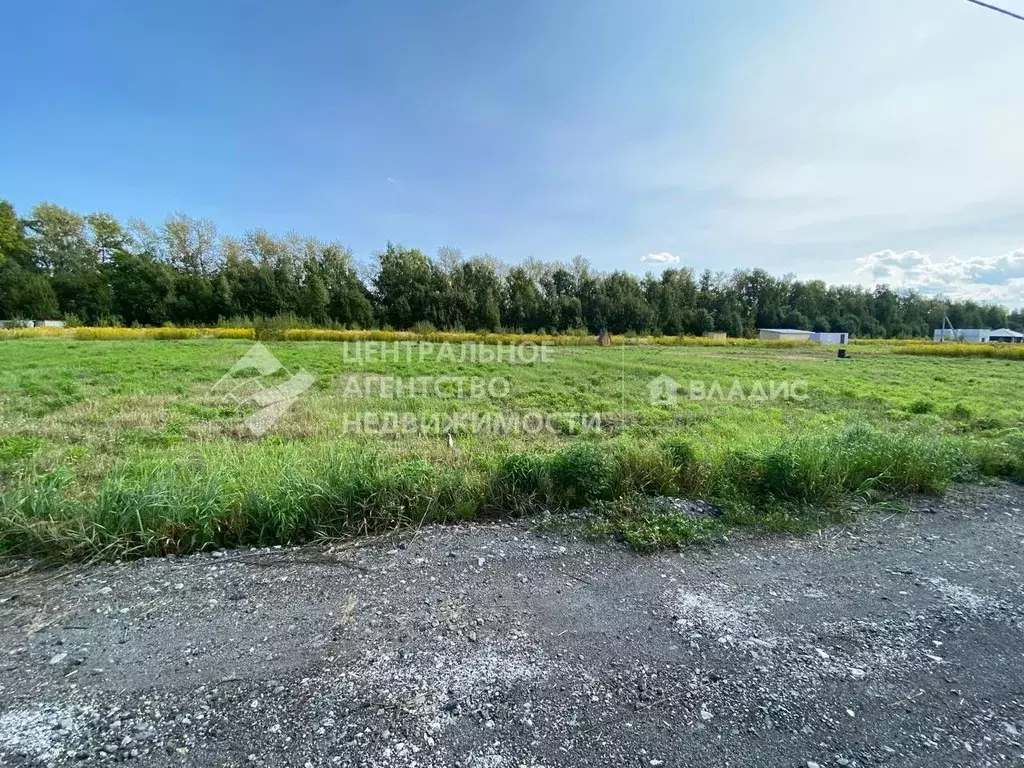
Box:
0;327;254;341
725;425;961;503
894;342;1024;361
12;321;1023;359
0;445;483;559
968;430;1024;483
2;324;846;350
2;425;1012;560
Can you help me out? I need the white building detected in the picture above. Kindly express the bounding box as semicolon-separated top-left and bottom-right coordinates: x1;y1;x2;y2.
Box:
932;328;991;343
989;328;1024;343
809;332;849;345
758;328;812;342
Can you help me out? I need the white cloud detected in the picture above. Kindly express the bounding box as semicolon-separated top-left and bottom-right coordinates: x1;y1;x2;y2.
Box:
464;0;1024;281
565;0;1024;276
641;251;679;264
856;246;1024;306
710;1;1024;245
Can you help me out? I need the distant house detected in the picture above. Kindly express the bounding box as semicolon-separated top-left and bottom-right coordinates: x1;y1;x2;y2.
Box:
932;328;991;343
758;328;812;342
809;332;849;345
989;328;1024;344
703;331;727;340
34;320;66;328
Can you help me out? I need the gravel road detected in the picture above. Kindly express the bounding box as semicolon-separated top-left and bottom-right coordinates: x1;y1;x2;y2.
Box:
2;483;1024;768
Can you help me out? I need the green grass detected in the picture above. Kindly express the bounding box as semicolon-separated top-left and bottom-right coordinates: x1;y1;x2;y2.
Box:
0;338;1021;559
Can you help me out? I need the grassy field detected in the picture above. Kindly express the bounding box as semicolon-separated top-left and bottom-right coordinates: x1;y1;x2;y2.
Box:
4;325;1024;360
1;337;1021;559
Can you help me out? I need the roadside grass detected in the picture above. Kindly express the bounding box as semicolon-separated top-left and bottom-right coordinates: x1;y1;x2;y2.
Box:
582;496;725;551
0;338;1020;559
0;424;1016;560
970;430;1024;484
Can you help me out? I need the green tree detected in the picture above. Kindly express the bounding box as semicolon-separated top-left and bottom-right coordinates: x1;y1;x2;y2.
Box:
304;271;330;324
0;263;59;319
85;213;130;263
373;243;434;329
691;308;714;336
52;267;112;323
161;214;219;274
503;267;543;331
0;201;32;268
108;251;173;325
0;202;60;319
26;202;90;273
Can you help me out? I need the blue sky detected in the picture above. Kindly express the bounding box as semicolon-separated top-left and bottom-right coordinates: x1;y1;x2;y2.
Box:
3;0;1024;305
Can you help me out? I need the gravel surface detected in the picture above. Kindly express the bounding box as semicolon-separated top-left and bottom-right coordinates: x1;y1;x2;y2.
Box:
2;482;1024;767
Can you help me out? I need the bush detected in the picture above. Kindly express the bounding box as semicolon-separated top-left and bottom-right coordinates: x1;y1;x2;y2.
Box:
908;398;935;414
949;403;974;421
549;442;617;507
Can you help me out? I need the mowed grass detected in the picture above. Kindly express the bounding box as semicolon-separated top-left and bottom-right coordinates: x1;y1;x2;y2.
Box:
0;338;1021;559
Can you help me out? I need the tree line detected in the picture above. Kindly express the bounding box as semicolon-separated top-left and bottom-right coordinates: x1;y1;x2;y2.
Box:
1;200;1020;337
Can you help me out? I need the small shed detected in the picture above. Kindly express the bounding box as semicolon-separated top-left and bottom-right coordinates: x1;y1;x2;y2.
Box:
989;328;1024;343
703;331;727;340
758;328;812;342
34;320;66;328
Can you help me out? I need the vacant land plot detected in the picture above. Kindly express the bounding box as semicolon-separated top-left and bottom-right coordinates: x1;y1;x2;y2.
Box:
0;338;1021;558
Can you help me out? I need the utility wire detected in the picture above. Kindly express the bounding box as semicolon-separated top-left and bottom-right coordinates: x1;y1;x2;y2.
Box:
966;0;1024;22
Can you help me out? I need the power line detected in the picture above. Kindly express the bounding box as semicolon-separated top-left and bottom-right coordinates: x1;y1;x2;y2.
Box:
966;0;1024;22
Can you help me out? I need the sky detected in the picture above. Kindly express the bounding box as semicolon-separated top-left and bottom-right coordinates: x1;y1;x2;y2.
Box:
2;0;1023;307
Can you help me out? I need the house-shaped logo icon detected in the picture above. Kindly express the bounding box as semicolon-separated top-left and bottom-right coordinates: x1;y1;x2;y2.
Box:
211;342;315;436
648;374;680;406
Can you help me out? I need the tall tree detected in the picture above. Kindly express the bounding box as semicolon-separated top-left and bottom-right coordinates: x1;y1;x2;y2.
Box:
26;203;90;274
373;243;434;329
108;251;173;326
161;214;219;274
